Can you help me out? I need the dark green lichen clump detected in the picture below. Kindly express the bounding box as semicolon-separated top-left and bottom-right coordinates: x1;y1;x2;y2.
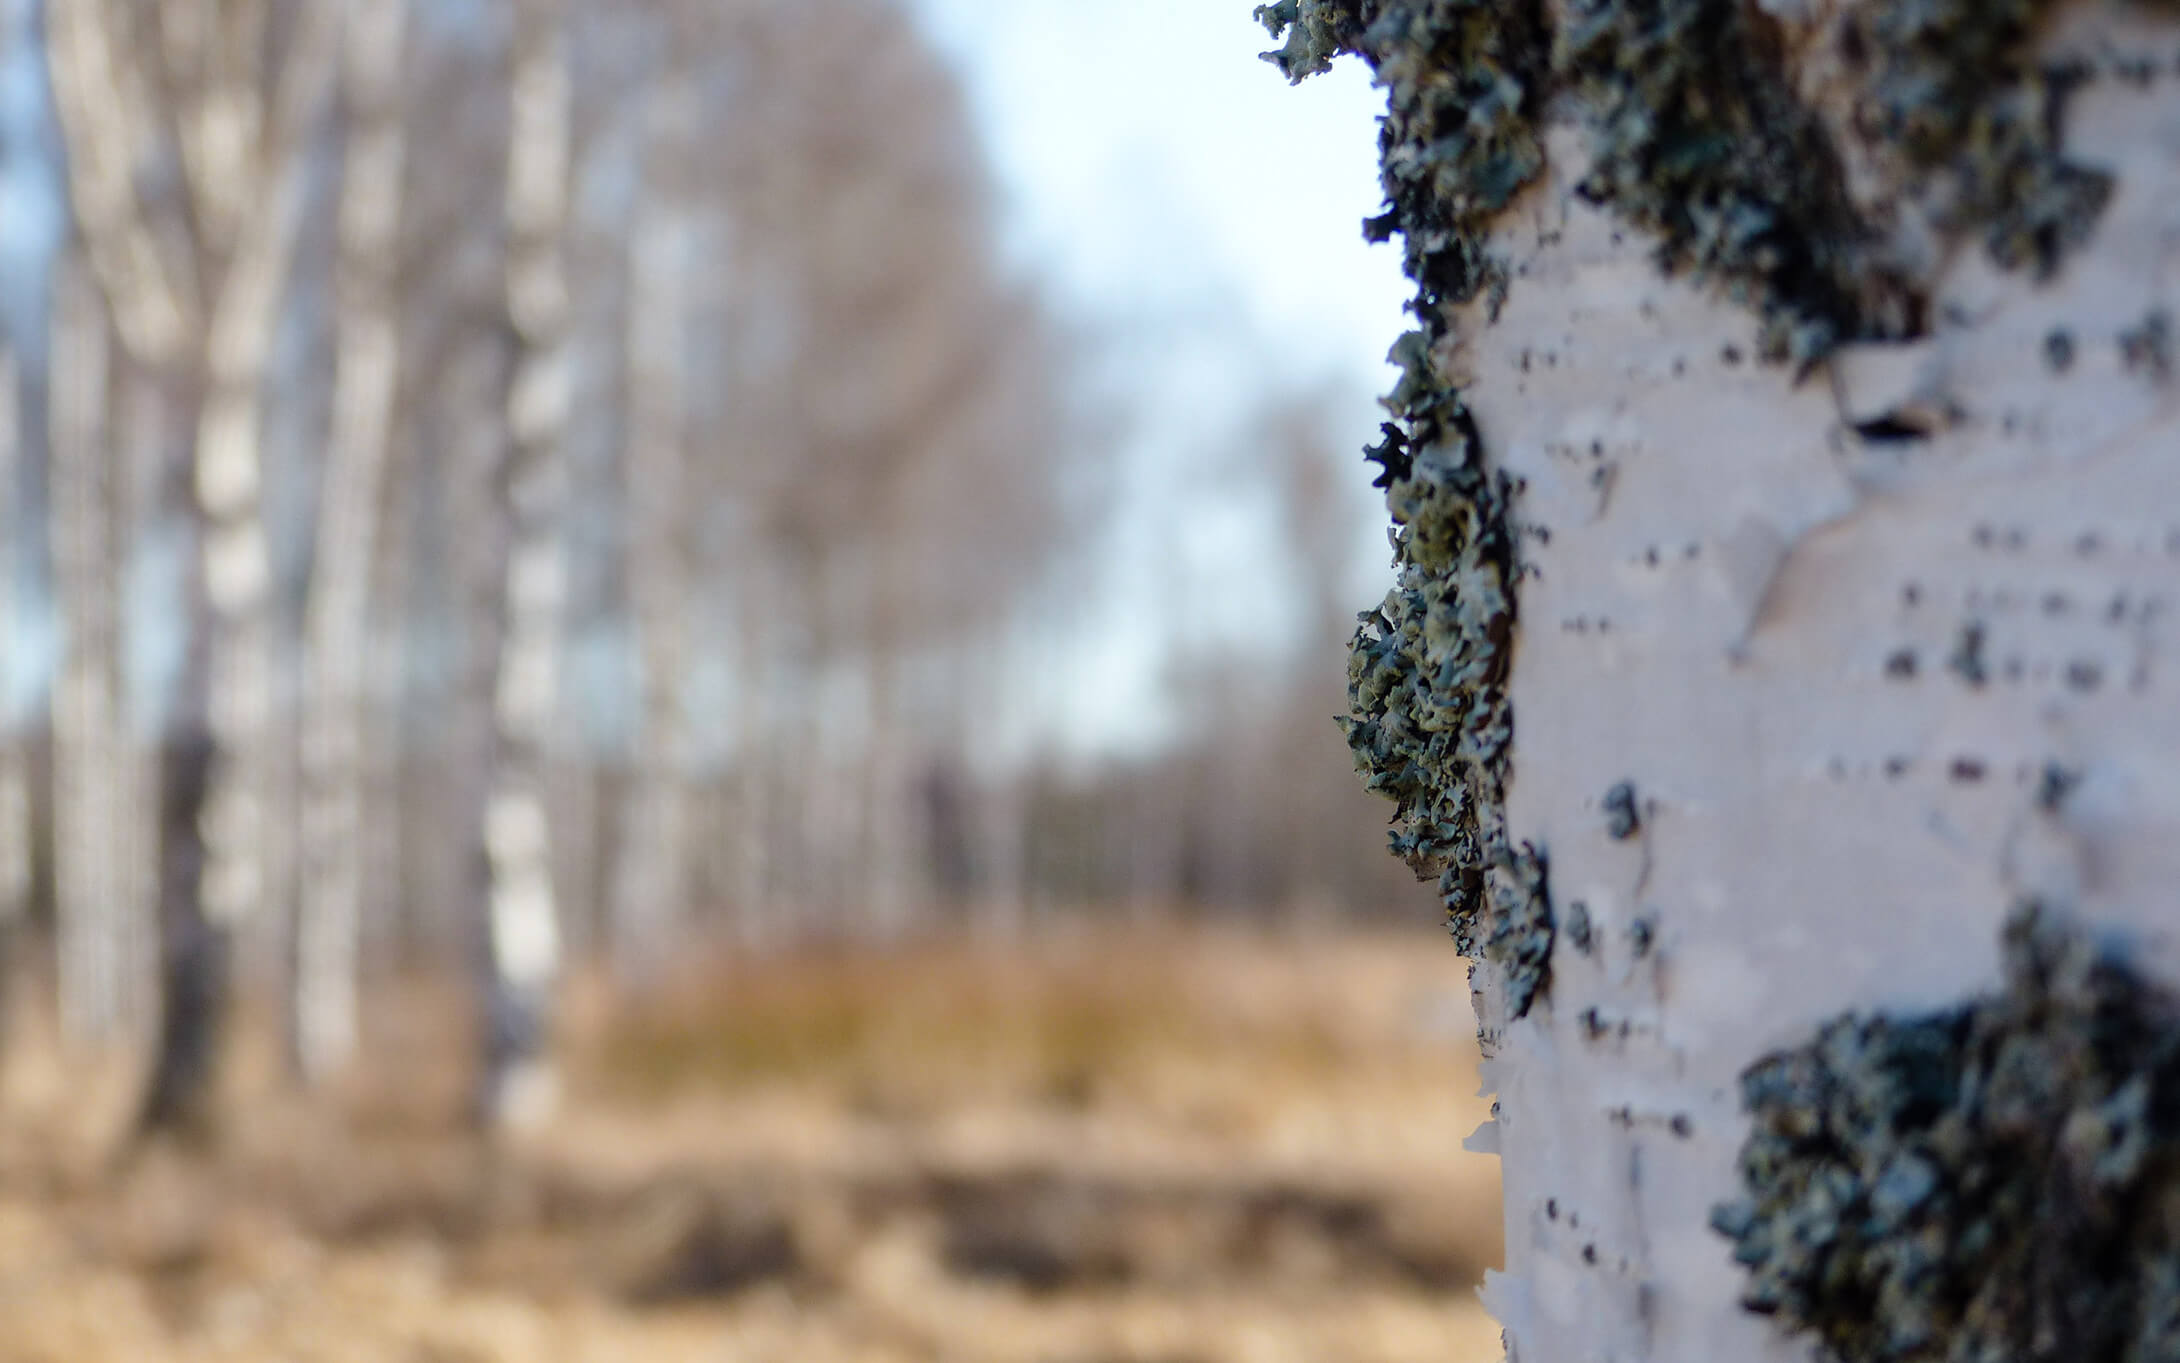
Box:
1713;904;2180;1363
1556;0;1915;363
1483;843;1553;1017
1259;0;1553;1012
1855;0;2111;276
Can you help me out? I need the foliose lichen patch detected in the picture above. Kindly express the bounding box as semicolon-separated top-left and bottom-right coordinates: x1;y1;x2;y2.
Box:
1258;0;1552;1011
1853;0;2113;277
1555;0;1917;363
1712;903;2180;1363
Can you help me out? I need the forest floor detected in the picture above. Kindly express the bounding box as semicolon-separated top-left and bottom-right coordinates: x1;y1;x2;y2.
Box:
0;924;1504;1363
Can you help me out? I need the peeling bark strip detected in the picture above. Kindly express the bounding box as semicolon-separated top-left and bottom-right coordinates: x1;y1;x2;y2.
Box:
1266;0;2180;1358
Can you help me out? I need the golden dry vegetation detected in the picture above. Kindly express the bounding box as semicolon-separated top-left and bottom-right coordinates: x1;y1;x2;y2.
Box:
0;926;1504;1363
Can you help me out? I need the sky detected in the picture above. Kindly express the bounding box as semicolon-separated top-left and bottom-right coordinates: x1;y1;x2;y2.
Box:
904;0;1410;757
907;0;1406;379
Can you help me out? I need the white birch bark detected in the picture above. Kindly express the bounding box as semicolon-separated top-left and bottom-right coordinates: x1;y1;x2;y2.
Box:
190;0;338;940
47;1;189;1075
478;0;573;1128
49;252;128;1046
608;65;697;983
295;0;410;1084
1444;9;2180;1360
44;0;194;370
158;0;270;264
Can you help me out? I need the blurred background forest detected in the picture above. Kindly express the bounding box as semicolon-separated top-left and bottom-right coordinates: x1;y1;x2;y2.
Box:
0;0;1502;1359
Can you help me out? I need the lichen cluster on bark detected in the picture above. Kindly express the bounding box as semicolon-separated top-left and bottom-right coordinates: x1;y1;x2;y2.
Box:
1715;903;2180;1363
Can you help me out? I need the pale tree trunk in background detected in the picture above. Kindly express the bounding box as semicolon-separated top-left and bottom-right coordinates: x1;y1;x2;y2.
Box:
478;0;572;1128
45;0;191;1067
1297;7;2180;1360
360;439;415;975
609;64;696;984
860;648;913;939
50;0;338;1129
296;0;410;1085
546;747;600;963
111;372;163;1043
49;254;127;1046
728;614;775;949
970;638;1027;943
150;0;336;1131
160;0;271;266
44;0;194;371
0;349;31;1043
186;0;334;980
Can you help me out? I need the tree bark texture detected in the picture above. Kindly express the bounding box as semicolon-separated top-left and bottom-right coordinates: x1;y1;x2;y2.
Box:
1270;1;2180;1359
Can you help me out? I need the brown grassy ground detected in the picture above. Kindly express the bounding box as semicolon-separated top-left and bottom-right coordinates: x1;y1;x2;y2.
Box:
0;925;1504;1363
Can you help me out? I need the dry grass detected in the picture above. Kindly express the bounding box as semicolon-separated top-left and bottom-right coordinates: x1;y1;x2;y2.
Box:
0;924;1504;1363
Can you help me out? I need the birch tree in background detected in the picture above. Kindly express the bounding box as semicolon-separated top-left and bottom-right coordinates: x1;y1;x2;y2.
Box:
478;0;574;1129
47;251;127;1045
49;0;340;1129
294;0;410;1086
1267;1;2180;1358
608;41;696;986
0;347;30;1042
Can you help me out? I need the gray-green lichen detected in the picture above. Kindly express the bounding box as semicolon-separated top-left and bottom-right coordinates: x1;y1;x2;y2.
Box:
1854;0;2112;276
1713;903;2180;1363
1556;0;1916;363
1485;843;1554;1018
1258;0;1551;1011
2121;308;2174;381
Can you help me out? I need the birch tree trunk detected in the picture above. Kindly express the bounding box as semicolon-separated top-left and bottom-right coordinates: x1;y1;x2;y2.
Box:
0;348;31;1047
1271;2;2180;1359
48;251;127;1047
44;0;193;371
860;609;916;940
188;0;336;966
151;0;337;1131
728;613;776;948
609;62;696;985
51;0;338;1128
295;0;410;1085
112;370;164;1045
477;0;573;1128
